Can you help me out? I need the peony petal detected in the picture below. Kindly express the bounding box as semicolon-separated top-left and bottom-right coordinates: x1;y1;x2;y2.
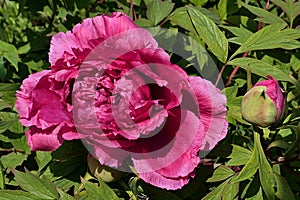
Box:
73;12;139;50
49;12;155;67
16;70;51;120
26;127;63;151
92;142;130;168
49;31;79;66
189;76;228;152
138;170;190;190
132;109;205;181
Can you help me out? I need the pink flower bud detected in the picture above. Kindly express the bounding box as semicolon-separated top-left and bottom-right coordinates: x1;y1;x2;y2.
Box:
241;76;285;127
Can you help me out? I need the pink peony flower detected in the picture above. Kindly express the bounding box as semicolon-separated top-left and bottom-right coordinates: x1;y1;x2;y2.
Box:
16;12;228;190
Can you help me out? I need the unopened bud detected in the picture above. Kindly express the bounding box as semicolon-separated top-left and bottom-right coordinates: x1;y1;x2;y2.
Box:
241;76;285;127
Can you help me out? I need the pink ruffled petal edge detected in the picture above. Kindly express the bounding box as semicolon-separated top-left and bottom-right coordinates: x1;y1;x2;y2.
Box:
26;127;63;151
137;170;190;190
16;70;51;120
132;109;205;190
49;12;139;66
189;76;228;151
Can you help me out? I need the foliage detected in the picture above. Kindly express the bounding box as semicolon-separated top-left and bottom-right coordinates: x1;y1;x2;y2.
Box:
0;0;300;199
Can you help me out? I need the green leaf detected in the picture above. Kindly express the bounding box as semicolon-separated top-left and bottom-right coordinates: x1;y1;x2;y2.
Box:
82;179;119;200
0;40;20;71
240;2;287;25
228;58;292;82
271;0;300;26
190;0;208;7
231;24;300;58
52;140;87;161
254;132;275;200
0;56;6;82
187;7;228;63
222;177;239;200
0;161;4;189
0;83;20;92
218;0;228;21
36;151;52;171
223;86;250;125
207;165;235;182
246;187;264;200
0;190;40;200
146;0;174;26
13;170;59;199
1;152;28;169
221;25;253;45
241;175;261;199
0;112;20;134
0;83;20;106
217;0;240;21
267;140;290;150
54;178;80;191
0;99;11;111
169;7;197;34
233;150;259;183
202;178;231;200
188;35;211;70
227;145;252;166
57;188;76;200
134;18;153;27
0;112;23;133
50;157;83;177
10;135;30;154
274;173;295;200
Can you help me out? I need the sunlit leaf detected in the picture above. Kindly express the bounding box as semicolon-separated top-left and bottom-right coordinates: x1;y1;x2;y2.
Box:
254;132;275;200
0;190;40;200
1;152;28;169
82;179;119;200
146;0;174;26
227;144;252;166
207;165;235;182
13;170;59;199
228;58;291;82
240;2;287;25
274;173;295;200
188;7;228;63
57;188;76;200
222;177;239;200
0;41;20;71
202;178;231;200
221;25;253;45
271;0;300;26
0;161;4;189
245;187;263;200
231;24;300;58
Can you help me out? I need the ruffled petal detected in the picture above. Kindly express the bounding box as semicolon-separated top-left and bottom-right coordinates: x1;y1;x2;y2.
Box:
16;70;51;120
49;12;153;67
138;170;190;190
132;109;205;189
189;76;228;152
26;127;63;151
49;31;79;66
92;143;130;168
